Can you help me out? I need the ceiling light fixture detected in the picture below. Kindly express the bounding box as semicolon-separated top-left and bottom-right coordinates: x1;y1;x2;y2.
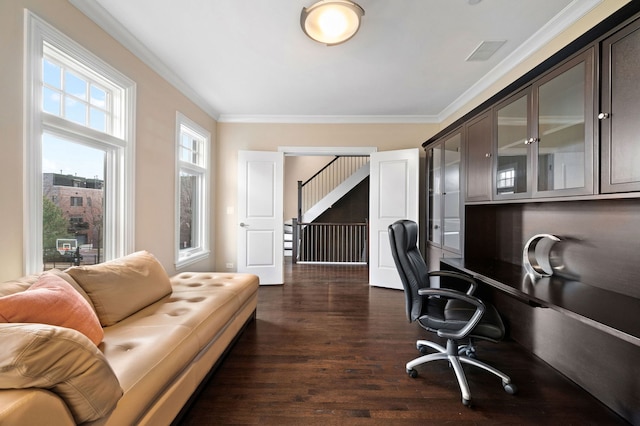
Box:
301;0;365;46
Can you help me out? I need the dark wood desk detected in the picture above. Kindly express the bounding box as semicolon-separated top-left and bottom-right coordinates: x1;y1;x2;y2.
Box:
440;258;640;346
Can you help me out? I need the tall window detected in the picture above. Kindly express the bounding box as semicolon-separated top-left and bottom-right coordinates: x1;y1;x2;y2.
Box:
25;12;135;273
175;113;210;268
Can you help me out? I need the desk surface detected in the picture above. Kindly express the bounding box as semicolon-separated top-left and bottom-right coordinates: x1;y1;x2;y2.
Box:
441;258;640;346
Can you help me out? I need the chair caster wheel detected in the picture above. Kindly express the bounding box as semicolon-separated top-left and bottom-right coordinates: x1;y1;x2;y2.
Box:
458;347;476;359
407;368;418;378
503;382;517;395
462;398;472;407
417;344;429;355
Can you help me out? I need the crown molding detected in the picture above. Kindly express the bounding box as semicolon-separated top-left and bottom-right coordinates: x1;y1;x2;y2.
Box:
278;146;377;156
438;0;602;122
69;0;601;126
68;0;221;120
217;114;439;124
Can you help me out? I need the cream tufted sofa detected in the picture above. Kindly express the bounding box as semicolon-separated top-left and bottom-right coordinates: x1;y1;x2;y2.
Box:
0;251;259;425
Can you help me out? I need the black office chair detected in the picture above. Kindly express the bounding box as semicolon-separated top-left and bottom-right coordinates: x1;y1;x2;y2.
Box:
388;219;516;406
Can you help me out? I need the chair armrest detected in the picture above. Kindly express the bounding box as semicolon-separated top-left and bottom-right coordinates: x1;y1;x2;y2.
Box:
417;287;486;340
428;270;477;295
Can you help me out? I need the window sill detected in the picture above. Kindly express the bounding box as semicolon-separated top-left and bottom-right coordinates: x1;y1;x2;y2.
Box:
175;249;210;270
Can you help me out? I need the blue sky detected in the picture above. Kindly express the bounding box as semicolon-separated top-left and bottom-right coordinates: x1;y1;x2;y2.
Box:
42;133;105;180
42;58;106;180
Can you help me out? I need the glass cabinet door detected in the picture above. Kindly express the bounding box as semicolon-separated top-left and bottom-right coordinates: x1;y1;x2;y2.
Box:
427;145;442;246
495;91;530;198
533;49;594;196
491;48;594;199
427;130;462;253
443;133;461;251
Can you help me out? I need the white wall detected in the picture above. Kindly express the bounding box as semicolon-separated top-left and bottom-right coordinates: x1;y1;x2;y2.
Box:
214;122;437;271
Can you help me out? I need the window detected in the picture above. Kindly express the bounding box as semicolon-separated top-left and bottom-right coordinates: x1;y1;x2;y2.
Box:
42;57;110;133
25;12;135;273
497;168;516;194
175;113;210;268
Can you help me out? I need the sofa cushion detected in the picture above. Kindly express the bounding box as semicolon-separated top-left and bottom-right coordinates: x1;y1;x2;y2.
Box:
0;323;123;424
0;272;103;345
67;251;172;326
98;323;199;425
0;276;35;297
0;389;75;426
47;268;96;312
0;269;93;310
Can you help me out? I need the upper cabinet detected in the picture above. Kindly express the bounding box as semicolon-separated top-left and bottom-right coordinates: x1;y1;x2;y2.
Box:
600;17;640;193
465;111;493;202
494;48;595;200
495;89;531;199
534;49;595;197
428;129;462;253
424;7;640;205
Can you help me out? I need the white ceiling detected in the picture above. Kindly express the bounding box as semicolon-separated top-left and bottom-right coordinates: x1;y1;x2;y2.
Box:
70;0;602;123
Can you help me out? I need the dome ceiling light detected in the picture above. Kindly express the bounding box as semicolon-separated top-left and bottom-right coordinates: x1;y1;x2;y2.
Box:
300;0;365;46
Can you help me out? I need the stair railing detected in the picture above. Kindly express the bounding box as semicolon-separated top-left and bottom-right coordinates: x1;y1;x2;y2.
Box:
297;156;369;222
292;218;368;265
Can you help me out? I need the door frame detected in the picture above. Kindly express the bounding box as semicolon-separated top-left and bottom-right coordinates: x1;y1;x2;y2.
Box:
278;146;377;156
246;146;419;286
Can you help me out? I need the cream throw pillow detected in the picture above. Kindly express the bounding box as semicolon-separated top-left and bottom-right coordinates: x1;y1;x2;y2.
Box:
0;323;123;423
66;251;172;326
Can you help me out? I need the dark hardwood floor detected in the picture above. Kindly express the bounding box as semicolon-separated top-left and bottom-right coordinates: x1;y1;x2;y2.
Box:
178;261;627;425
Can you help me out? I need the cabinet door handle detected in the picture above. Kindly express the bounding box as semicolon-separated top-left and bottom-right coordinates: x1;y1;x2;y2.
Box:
485;153;492;158
598;112;610;120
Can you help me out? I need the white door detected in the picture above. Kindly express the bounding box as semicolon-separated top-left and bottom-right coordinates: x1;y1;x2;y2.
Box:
369;148;420;289
237;150;284;285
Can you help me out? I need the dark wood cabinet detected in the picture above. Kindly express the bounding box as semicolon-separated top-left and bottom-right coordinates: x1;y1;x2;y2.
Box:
494;89;531;199
464;111;492;202
493;48;595;200
532;48;595;197
427;129;462;253
421;6;640;424
601;16;640;193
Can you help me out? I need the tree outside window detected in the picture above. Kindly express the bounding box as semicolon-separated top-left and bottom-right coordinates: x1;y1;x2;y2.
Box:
175;113;210;268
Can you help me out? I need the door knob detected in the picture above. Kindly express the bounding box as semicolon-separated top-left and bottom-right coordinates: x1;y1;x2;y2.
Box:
239;222;249;227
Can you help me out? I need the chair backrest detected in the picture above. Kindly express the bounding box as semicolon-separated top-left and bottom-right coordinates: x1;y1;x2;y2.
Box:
388;220;429;323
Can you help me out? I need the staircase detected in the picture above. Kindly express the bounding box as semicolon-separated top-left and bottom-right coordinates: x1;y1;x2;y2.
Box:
300;162;369;224
284;221;293;257
287;156;370;262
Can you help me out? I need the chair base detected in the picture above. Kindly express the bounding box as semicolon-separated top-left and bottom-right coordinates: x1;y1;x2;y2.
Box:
406;339;516;406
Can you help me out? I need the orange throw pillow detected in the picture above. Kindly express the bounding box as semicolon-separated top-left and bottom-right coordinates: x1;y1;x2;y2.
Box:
0;272;103;345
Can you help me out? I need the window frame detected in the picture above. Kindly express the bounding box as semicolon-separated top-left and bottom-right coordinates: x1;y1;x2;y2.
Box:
175;112;210;269
24;11;136;274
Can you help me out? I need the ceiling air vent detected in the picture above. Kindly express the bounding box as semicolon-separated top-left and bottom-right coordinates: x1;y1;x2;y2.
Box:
465;40;506;62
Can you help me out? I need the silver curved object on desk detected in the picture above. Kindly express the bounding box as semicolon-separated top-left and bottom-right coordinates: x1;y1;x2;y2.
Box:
523;234;561;279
